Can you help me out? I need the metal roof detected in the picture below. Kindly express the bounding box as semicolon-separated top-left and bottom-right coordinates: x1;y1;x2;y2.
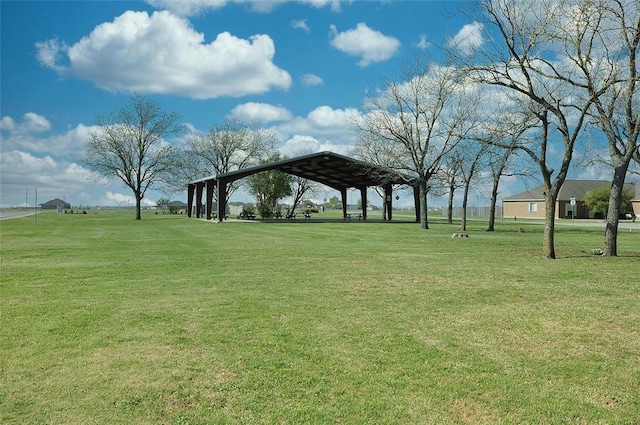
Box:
189;151;416;190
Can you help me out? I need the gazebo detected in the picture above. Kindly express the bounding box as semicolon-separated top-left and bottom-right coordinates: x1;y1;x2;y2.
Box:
187;151;420;222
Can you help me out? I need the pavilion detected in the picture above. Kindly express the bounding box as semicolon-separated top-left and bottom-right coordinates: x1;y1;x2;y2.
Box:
187;151;420;222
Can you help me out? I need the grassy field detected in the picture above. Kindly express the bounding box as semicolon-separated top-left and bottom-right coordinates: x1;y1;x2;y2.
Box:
1;210;639;424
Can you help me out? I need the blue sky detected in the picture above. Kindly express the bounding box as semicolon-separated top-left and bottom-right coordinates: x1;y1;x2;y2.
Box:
0;0;578;208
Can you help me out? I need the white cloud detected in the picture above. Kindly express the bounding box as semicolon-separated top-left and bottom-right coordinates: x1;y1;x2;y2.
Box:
227;102;293;123
279;134;352;157
271;105;361;154
147;0;345;16
0;150;95;206
447;21;484;55
0;116;15;132
35;38;69;73
275;105;359;138
417;34;431;49
301;73;323;86
98;191;154;207
0;112;51;135
329;23;400;67
146;0;230;16
1;120;93;156
36;10;292;99
300;0;344;12
291;19;310;32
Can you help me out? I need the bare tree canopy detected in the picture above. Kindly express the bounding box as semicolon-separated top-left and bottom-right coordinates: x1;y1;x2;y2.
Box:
566;0;640;256
83;94;184;220
179;119;277;206
354;57;481;229
457;0;613;258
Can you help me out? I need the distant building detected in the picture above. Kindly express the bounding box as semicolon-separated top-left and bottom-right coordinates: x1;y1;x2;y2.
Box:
167;200;188;214
632;184;640;218
39;198;70;210
503;180;637;219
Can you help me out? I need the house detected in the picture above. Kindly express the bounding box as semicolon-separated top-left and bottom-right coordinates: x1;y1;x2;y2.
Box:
39;198;70;210
632;183;640;219
167;200;188;214
503;180;637;219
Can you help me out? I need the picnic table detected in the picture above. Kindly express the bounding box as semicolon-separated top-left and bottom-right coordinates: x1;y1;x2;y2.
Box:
303;212;312;220
345;212;365;221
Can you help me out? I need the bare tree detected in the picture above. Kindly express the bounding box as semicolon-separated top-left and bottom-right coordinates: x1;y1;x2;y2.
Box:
456;139;490;232
354;58;480;229
83;94;184;220
439;151;465;224
565;0;640;256
289;176;321;215
183;119;276;208
461;0;599;258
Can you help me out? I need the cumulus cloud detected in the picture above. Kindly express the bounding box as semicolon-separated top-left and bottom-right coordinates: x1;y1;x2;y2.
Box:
0;150;94;205
1;119;93;156
329;23;400;67
279;134;351;157
36;10;292;99
271;105;361;152
447;21;484;55
0;112;51;135
301;73;323;86
227;102;293;123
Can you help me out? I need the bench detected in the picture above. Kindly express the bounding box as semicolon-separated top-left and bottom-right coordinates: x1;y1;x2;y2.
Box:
303;212;311;220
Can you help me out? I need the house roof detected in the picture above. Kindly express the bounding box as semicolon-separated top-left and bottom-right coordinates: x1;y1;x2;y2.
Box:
189;151;416;190
168;201;188;208
504;180;637;201
39;198;68;207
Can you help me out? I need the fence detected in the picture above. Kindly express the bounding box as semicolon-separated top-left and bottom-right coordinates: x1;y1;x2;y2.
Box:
451;206;502;217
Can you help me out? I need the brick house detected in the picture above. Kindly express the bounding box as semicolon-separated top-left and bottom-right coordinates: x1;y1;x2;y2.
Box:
503;180;637;219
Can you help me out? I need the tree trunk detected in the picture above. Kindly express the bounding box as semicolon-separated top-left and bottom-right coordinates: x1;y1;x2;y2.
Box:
486;176;500;231
135;192;142;220
420;180;429;229
447;187;454;224
461;182;470;232
542;193;557;259
603;166;629;256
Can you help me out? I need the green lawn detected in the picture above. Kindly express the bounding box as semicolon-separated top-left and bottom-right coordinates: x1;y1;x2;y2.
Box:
1;211;639;424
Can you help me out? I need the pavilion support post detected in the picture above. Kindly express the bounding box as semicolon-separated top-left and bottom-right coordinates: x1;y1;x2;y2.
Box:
187;184;194;218
384;185;393;221
359;186;367;219
206;180;214;220
413;185;420;222
341;187;348;219
195;183;204;218
217;179;227;222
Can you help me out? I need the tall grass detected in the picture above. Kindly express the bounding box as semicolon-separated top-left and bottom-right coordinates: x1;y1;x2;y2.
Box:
1;211;639;424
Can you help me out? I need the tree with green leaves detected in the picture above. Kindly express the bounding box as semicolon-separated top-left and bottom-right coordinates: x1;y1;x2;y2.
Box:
584;185;634;219
156;197;170;213
246;154;293;218
83;94;184;220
